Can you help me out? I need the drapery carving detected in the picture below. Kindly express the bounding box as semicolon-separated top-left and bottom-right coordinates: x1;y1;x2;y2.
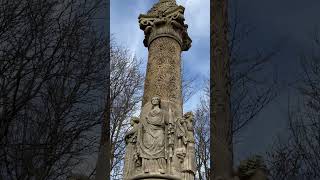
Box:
123;97;196;180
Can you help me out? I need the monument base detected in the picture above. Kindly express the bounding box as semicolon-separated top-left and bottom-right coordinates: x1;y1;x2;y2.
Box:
128;173;182;180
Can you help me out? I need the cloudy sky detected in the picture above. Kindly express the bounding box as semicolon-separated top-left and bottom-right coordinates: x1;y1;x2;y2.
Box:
110;0;210;112
110;0;320;164
230;0;320;163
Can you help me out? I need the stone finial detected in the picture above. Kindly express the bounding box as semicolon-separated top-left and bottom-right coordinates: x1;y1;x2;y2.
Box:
148;0;178;16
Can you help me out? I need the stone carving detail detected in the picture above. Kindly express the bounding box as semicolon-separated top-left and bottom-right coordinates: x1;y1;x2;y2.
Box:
138;0;191;51
123;117;141;178
178;112;196;179
123;97;195;180
147;0;178;16
142;37;182;107
138;97;168;174
124;1;194;179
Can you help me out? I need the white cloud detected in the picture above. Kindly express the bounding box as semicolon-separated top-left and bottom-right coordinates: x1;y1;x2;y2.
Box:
111;0;210;111
110;1;150;60
177;0;210;39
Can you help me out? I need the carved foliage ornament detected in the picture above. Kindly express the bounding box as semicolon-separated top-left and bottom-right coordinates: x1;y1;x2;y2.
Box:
138;3;191;51
142;37;182;106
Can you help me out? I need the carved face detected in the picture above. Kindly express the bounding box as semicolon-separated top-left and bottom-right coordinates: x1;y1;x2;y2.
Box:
151;97;160;106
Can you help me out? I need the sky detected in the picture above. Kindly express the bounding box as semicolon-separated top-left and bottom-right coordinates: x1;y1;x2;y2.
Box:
110;0;320;165
110;0;210;112
230;0;320;163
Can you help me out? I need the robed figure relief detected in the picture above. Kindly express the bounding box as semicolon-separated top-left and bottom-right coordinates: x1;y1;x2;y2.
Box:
182;112;196;178
123;117;141;178
176;112;196;179
137;97;168;174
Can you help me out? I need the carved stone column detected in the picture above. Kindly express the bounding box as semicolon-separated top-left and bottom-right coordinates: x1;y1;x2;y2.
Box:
123;1;194;180
139;0;191;115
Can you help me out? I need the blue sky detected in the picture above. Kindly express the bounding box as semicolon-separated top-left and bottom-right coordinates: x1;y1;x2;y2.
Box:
110;0;320;166
110;0;210;112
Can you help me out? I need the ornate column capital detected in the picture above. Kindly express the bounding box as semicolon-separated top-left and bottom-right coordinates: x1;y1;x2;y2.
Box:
138;1;191;51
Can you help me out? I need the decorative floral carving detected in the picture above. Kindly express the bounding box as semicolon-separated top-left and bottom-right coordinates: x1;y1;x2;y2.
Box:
138;0;191;51
142;37;182;106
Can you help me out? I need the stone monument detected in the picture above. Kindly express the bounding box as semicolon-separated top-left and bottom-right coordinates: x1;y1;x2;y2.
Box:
123;0;194;180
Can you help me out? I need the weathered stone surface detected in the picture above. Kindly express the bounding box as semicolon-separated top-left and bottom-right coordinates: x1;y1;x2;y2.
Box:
142;37;182;108
123;98;195;179
138;0;191;51
123;0;194;179
147;0;179;16
124;117;141;177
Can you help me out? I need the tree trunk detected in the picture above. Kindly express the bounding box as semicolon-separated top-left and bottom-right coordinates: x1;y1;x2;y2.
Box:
95;71;111;180
211;0;233;179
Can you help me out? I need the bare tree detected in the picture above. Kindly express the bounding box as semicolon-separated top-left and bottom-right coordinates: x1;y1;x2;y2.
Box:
0;0;196;179
103;45;198;180
193;83;210;180
108;43;144;179
267;32;320;180
195;46;277;180
182;62;199;104
228;2;279;136
0;0;108;179
201;0;280;179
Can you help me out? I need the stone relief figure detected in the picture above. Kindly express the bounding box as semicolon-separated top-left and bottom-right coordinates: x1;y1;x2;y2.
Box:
181;112;196;179
137;97;168;174
123;117;141;178
175;112;196;179
176;117;187;161
167;106;176;173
